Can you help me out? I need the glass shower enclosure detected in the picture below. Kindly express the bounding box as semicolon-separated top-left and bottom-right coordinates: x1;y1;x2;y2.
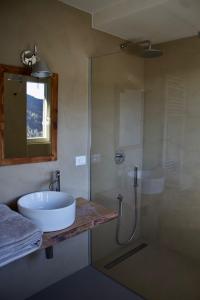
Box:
90;51;144;260
90;37;200;300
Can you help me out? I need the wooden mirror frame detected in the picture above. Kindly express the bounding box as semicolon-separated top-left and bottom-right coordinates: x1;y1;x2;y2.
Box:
0;64;58;166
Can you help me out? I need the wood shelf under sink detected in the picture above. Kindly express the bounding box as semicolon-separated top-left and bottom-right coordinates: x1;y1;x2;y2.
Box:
42;198;118;249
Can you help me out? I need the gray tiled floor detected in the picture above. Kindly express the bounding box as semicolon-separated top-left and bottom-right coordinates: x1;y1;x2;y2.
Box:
95;243;200;300
28;266;143;300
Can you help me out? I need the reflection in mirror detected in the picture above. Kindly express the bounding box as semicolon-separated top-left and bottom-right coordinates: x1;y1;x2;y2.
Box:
4;73;51;158
0;65;58;165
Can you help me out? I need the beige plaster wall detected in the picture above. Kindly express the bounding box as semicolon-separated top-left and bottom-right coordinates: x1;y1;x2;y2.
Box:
0;1;121;299
142;36;200;261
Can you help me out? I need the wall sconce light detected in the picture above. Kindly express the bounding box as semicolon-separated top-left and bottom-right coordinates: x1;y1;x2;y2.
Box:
21;45;52;78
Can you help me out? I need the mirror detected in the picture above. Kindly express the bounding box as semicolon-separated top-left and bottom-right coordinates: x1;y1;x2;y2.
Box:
0;64;58;165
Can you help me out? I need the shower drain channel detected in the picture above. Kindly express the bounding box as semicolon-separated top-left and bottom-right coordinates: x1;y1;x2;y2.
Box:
104;243;148;270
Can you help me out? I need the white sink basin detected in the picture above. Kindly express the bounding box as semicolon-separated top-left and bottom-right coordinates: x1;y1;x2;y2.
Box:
18;191;76;232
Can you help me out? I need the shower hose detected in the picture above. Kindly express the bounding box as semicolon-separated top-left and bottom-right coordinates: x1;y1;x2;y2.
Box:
116;166;138;246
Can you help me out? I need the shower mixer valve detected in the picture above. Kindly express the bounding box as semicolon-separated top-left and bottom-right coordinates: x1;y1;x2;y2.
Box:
114;151;125;164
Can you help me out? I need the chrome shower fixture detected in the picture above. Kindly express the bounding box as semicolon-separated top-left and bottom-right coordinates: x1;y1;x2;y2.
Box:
115;150;125;164
116;166;139;246
120;40;163;58
140;40;163;58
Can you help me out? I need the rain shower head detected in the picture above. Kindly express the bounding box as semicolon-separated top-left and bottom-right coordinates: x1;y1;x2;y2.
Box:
142;47;163;58
120;40;163;58
141;40;163;58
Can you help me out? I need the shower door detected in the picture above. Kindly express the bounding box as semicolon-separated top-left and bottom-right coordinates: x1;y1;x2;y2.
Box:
90;52;144;263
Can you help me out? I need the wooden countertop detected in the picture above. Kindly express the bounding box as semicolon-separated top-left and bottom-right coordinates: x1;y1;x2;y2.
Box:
42;198;118;249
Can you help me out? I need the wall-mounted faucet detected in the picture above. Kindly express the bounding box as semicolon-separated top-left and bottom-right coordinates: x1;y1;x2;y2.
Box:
49;170;60;192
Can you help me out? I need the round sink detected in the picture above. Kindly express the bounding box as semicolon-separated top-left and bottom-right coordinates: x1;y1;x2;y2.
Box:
18;191;76;232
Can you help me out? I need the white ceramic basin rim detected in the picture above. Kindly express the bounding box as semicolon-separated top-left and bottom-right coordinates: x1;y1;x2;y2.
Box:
18;191;74;211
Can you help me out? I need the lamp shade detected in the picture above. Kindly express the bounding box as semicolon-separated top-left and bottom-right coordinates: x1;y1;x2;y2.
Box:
31;60;52;78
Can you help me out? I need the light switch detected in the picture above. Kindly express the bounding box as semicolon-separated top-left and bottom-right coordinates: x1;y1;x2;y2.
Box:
75;155;87;166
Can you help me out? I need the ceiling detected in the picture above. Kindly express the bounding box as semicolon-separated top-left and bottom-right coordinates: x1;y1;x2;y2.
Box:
60;0;200;44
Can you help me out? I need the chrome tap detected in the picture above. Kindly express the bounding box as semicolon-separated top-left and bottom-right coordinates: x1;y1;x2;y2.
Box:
49;170;60;192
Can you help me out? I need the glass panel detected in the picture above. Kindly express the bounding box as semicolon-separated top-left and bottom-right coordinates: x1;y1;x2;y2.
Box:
91;51;144;261
91;37;200;300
